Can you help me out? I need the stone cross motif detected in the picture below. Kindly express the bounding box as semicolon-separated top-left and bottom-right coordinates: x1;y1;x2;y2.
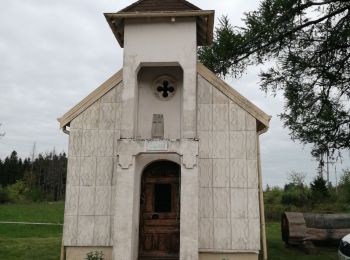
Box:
157;80;175;98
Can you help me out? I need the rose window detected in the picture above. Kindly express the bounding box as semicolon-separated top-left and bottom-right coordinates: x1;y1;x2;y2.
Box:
153;76;177;100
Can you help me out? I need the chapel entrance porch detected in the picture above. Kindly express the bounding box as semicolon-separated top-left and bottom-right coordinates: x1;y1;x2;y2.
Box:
139;160;181;260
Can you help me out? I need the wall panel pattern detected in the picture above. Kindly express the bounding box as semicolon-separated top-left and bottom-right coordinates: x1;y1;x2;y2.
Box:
63;82;123;247
197;75;260;252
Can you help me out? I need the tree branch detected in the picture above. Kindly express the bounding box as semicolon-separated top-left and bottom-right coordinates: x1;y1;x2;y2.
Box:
228;4;350;68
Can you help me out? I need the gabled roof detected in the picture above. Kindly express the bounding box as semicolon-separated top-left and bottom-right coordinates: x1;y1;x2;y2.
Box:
58;63;271;132
104;0;214;47
120;0;200;12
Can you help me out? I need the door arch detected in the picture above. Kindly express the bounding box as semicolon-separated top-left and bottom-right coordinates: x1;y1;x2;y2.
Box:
139;160;180;260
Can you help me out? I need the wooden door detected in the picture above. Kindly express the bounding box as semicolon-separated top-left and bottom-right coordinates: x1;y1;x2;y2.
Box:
139;161;180;260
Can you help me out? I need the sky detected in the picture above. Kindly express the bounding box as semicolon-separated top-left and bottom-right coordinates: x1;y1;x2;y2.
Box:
0;0;349;187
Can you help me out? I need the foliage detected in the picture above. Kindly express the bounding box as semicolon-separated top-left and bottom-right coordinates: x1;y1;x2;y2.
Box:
24;186;45;202
0;150;67;201
338;168;350;204
275;171;310;207
199;0;350;160
0;179;46;203
263;170;350;221
0;151;26;186
0;186;10;203
264;186;283;204
287;171;306;187
6;180;28;202
310;175;330;202
281;184;310;207
86;251;104;260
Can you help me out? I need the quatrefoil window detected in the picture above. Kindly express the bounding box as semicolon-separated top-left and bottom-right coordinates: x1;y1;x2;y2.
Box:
153;76;177;100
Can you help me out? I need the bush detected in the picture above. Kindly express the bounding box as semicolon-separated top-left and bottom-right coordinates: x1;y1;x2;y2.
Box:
264;187;286;221
6;180;28;202
24;186;45;202
265;203;286;221
338;169;350;204
281;186;310;207
86;251;104;260
264;187;283;204
0;186;10;203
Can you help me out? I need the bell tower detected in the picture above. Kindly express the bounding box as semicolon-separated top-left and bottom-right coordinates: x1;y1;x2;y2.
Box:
105;0;214;139
104;1;214;259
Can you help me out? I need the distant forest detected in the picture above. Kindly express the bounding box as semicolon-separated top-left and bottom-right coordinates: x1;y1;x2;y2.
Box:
0;150;67;202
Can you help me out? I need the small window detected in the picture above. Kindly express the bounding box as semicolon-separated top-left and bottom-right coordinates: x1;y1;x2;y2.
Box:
154;184;172;212
153;75;177;101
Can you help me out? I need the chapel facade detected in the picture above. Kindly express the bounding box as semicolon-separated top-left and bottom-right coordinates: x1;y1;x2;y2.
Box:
58;1;271;260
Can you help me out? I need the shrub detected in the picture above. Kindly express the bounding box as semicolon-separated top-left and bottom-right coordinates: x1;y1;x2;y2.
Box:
338;169;350;204
280;182;310;207
86;251;104;260
264;187;283;204
0;186;10;203
265;203;286;221
24;186;45;202
281;186;310;207
6;180;28;202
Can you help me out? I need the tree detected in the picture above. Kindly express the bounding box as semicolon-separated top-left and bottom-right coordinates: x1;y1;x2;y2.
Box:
199;0;350;161
283;171;310;206
287;171;307;187
0;151;24;185
310;175;330;202
0;149;67;201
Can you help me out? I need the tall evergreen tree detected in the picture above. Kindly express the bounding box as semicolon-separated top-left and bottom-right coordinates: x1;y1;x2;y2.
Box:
0;149;67;201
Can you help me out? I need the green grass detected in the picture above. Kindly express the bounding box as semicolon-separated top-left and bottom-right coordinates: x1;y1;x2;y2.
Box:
0;202;64;260
0;202;342;259
0;201;64;223
267;222;338;260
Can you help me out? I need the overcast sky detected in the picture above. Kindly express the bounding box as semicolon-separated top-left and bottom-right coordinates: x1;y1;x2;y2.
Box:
0;0;349;186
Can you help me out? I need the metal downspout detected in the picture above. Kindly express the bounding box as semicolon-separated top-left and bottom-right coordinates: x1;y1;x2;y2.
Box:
62;125;70;135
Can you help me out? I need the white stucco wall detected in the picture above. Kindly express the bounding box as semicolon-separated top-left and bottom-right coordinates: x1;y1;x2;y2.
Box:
63;82;123;247
122;18;197;139
63;73;261;258
112;139;199;260
137;66;183;139
197;74;261;253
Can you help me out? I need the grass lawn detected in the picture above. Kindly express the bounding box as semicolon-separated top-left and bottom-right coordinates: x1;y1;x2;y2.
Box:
0;202;341;259
267;222;338;260
0;202;64;260
0;201;64;223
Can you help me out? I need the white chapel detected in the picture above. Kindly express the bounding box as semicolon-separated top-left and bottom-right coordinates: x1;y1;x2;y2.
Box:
58;0;271;259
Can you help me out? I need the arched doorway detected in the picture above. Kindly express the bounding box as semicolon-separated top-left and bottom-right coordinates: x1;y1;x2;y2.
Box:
139;160;180;260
